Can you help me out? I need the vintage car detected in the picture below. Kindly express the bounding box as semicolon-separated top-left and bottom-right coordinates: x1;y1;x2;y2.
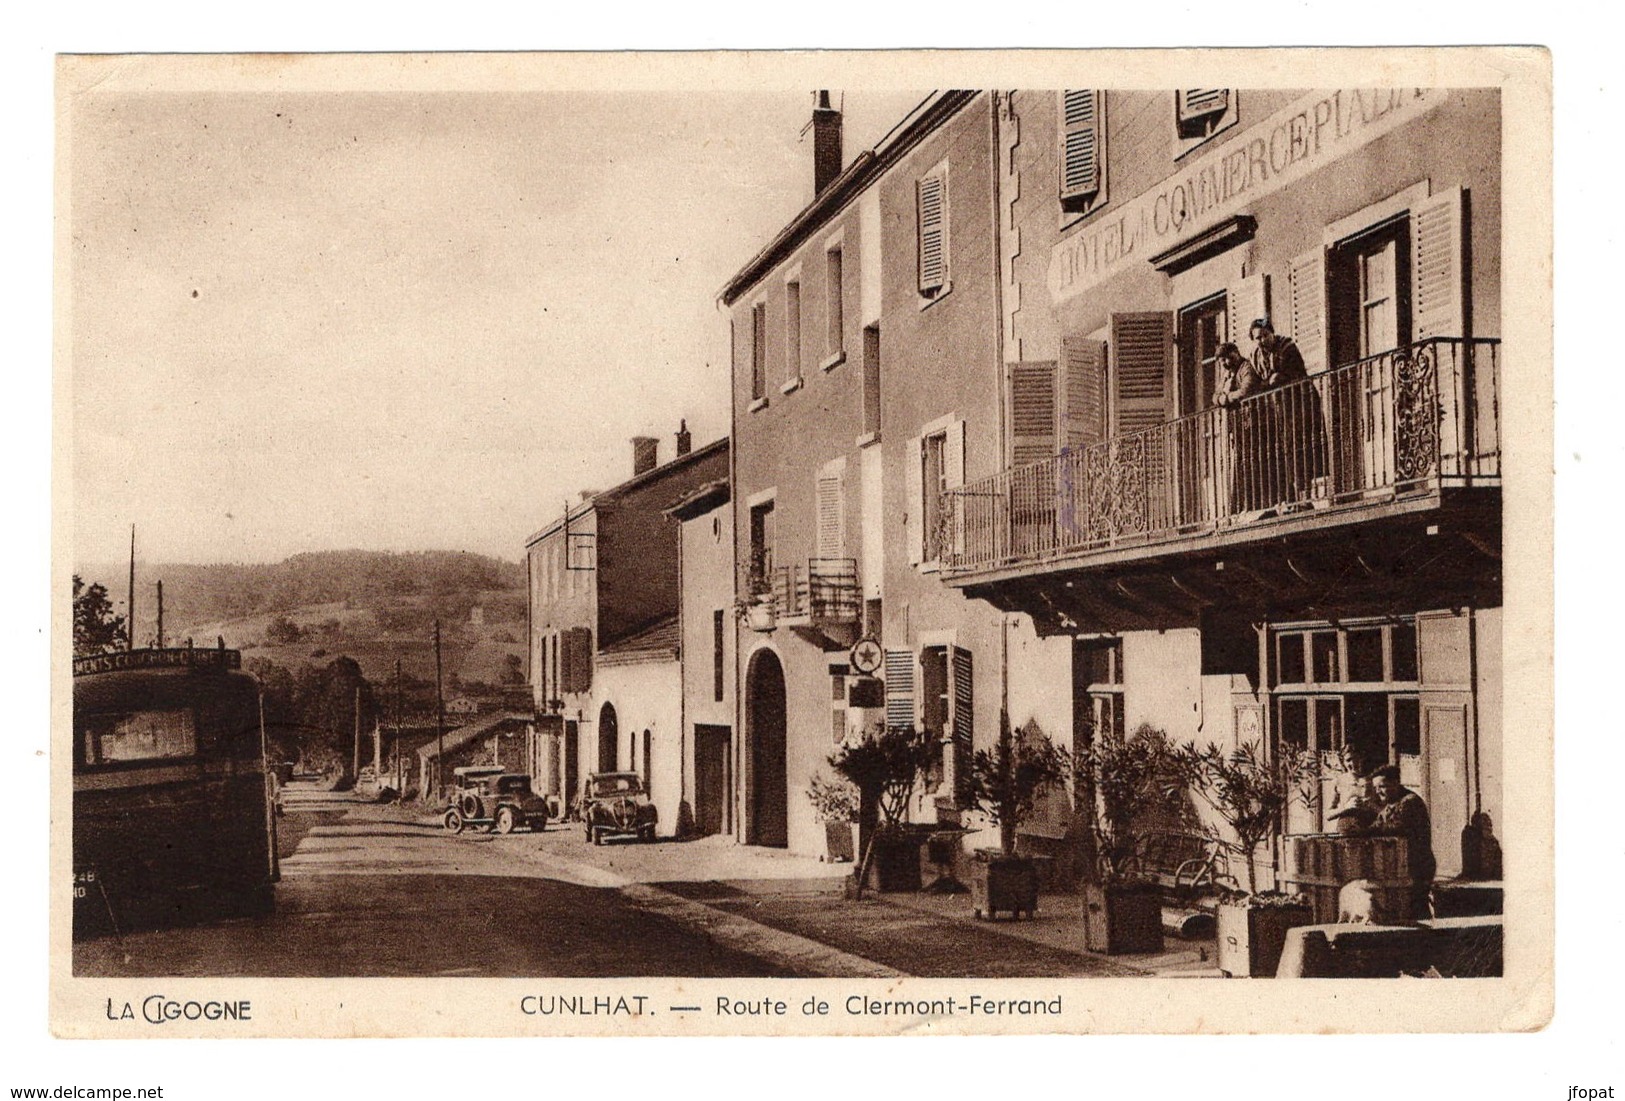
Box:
581;771;658;845
443;766;550;834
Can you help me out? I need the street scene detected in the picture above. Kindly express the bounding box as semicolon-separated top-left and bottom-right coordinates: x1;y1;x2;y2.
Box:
66;63;1518;1013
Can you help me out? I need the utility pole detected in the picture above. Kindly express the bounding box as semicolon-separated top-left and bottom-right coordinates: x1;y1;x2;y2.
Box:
353;685;361;785
155;580;165;649
434;620;446;800
127;525;136;650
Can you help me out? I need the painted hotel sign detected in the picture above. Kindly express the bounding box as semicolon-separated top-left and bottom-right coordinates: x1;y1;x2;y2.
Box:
1047;88;1446;302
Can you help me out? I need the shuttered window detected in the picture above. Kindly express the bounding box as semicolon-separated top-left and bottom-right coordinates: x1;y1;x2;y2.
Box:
917;168;948;295
1110;312;1176;435
826;246;845;359
1009;362;1057;467
1227;274;1270;357
561;627;593;694
1058;338;1108;451
1176;89;1232;139
785;279;802;382
1060;90;1103;213
1288;248;1328;375
884;649;916;731
816;463;845;559
750;301;767;401
1410;186;1466;342
948;646;974;808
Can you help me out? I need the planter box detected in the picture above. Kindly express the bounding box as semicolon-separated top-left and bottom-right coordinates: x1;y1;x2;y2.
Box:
1217;900;1315;978
822;820;857;863
970;852;1040;920
862;830;925;893
1083;881;1163;955
745;601;775;632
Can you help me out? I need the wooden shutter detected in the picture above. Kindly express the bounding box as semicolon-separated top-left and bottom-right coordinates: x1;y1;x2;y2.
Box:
917;171;948;293
1009;362;1057;466
560;629;576;694
944;420;966;558
884;649;916;731
905;435;924;564
1179;89;1230;122
1110;312;1176;434
1060;90;1102;211
1227;274;1271;351
564;627;593;693
1411;186;1466;342
948;646;974;808
750;302;767;399
816;465;845;559
1287;248;1327;375
785;280;802;380
1058;338;1108;451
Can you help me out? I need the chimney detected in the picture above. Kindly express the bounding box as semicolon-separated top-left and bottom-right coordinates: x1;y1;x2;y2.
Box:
631;436;659;476
812;90;843;196
675;419;692;457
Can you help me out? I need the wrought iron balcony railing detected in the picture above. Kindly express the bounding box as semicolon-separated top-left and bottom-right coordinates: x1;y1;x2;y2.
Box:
942;337;1500;574
771;557;861;622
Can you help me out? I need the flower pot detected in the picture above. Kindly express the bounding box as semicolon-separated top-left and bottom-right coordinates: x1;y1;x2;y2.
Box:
1082;880;1163;955
863;829;925;893
970;852;1039;920
823;819;856;863
745;601;775;632
1217;899;1315;978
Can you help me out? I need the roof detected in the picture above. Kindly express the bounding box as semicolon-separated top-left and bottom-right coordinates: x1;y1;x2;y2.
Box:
665;477;730;521
597;615;680;667
524;437;729;548
417;711;532;763
718;91;979;306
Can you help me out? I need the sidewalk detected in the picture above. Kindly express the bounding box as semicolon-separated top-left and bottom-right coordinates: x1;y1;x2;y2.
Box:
520;823;1219;978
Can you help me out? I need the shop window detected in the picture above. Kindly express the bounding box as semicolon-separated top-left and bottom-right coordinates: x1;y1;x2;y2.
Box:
1391;621;1418;681
1346;627;1385;683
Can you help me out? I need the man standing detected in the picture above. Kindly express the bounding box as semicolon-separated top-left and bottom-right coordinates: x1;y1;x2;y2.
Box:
1248;318;1324;507
1369;764;1437;919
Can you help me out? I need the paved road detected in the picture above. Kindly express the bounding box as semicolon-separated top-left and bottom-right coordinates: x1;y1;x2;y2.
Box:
74;786;802;978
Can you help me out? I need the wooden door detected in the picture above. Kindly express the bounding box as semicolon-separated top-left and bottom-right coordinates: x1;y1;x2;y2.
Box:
694;724;731;837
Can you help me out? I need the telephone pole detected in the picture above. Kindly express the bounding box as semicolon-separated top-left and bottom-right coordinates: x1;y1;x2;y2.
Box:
434;620;446;800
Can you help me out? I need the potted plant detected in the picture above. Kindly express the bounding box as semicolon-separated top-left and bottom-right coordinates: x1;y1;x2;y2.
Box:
964;713;1070;919
1177;739;1317;977
829;723;938;898
1076;722;1175;955
805;773;859;863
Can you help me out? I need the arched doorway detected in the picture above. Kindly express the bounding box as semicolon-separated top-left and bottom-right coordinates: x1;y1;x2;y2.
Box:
597;702;619;773
745;649;788;848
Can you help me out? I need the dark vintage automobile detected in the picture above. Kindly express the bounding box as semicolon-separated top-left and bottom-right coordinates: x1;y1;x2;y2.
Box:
581;771;658;845
443;767;550;835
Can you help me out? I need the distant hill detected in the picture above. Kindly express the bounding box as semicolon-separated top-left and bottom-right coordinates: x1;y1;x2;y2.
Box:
76;550;529;694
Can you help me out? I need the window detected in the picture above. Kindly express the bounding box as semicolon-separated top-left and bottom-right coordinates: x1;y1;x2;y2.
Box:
861;325;881;438
748;500;775;596
1177;294;1227;417
1174;89;1238;156
921;645;974;807
712;609;725;702
750;300;767;402
1072;638;1124;759
1272;618;1422;829
784;279;802;385
1329;218;1411;363
83;709;197;765
825;246;845;364
920;431;947;563
1059;90;1104;214
916;165;949;297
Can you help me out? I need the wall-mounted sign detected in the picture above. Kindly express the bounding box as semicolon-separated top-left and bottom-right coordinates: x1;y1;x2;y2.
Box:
849;636;883;675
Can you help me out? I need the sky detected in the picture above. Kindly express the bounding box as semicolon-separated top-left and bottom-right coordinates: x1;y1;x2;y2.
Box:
68;68;926;565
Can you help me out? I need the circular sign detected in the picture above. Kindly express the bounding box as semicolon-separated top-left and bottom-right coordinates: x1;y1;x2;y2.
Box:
849;636;883;675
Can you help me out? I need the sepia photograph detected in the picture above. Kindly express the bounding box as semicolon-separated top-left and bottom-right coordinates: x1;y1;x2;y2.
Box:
50;49;1552;1042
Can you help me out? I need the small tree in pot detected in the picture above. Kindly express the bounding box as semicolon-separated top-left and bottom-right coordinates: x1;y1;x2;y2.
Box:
1177;739;1317;977
964;713;1071;919
1076;722;1176;954
829;723;938;898
805;773;859;863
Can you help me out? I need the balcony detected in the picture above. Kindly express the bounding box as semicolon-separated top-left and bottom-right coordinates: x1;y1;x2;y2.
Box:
770;557;861;647
941;338;1501;631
